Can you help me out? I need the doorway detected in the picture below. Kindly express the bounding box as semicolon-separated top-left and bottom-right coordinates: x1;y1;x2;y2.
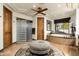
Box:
16;18;32;42
3;6;12;48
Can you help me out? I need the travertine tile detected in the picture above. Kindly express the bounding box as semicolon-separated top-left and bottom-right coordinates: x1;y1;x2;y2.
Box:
0;41;79;56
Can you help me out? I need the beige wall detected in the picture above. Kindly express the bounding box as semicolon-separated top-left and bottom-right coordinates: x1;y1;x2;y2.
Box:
32;15;52;40
51;12;76;34
0;4;3;50
0;4;32;50
12;12;33;42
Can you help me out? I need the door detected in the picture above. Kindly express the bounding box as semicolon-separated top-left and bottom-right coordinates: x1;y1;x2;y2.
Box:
16;18;32;42
16;18;27;42
37;17;44;40
3;6;12;48
27;21;32;41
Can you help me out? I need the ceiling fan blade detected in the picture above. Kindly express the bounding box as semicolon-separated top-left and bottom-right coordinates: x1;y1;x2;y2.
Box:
41;8;48;12
41;13;46;15
34;12;46;15
32;9;38;12
34;12;39;15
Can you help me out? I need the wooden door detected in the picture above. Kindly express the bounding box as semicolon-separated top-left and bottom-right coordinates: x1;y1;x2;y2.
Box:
37;17;44;40
3;6;12;48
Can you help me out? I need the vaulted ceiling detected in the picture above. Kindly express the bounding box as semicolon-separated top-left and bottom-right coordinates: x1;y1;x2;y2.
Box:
5;3;78;19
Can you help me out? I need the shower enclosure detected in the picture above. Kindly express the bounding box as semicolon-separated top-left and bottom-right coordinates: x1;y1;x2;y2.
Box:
16;18;32;42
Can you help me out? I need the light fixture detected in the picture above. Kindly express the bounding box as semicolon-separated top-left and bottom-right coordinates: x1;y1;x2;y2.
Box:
57;4;61;7
33;5;36;8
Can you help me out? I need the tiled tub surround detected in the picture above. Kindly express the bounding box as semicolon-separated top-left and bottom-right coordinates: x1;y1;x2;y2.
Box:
47;34;75;45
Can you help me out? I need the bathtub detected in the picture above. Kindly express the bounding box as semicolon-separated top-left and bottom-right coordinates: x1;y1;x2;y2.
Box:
48;33;75;45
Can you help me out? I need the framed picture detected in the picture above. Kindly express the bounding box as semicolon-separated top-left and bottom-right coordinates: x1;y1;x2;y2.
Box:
47;20;52;31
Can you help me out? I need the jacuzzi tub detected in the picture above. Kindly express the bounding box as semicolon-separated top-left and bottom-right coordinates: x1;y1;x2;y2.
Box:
48;33;75;45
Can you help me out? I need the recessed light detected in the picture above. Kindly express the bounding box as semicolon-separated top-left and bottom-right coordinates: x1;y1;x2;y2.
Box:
33;5;36;8
57;4;61;7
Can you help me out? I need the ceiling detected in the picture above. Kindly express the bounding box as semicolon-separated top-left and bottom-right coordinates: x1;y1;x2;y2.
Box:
5;3;78;19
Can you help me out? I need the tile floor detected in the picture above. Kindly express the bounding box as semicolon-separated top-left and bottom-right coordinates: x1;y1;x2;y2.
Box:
50;42;79;56
0;41;79;56
0;42;30;56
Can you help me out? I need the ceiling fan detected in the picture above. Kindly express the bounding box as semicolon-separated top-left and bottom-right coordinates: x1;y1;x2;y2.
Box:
32;7;48;15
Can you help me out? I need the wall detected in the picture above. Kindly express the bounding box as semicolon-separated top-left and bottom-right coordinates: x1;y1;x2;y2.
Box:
51;20;55;32
51;12;76;34
32;16;37;40
0;4;3;50
44;17;53;40
12;15;17;42
0;4;32;50
76;9;79;35
69;12;76;34
32;15;52;40
75;9;79;46
3;4;33;43
12;12;32;42
13;12;32;20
